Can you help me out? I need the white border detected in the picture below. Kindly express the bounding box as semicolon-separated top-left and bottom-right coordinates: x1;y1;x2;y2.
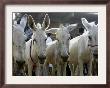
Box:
5;5;106;84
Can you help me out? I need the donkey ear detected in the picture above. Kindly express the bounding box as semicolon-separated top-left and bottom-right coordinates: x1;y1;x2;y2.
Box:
42;14;50;31
81;18;91;30
66;24;78;32
20;14;28;29
28;15;36;31
45;28;59;34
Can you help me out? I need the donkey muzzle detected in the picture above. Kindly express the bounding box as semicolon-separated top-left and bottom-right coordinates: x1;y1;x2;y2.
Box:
38;55;46;64
61;55;69;62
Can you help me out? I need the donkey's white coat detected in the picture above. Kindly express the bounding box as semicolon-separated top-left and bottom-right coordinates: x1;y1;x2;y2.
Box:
44;24;77;76
25;14;50;76
12;14;27;75
68;18;98;76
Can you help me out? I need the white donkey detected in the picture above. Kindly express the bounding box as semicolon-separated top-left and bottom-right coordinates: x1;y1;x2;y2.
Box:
44;24;77;76
25;14;50;76
12;14;27;75
82;18;98;75
68;18;98;76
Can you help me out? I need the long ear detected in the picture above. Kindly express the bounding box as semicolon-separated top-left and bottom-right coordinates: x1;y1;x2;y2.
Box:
81;18;91;30
28;15;36;31
20;14;28;29
66;24;78;32
45;28;59;34
42;14;50;31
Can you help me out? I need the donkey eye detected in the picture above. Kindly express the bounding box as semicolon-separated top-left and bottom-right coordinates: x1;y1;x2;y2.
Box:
88;36;92;40
68;37;71;40
45;39;47;41
33;39;37;43
33;39;35;42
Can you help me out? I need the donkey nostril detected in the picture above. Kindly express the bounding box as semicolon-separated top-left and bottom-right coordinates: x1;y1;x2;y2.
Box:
61;55;69;59
61;55;68;62
66;55;69;58
44;56;46;59
38;55;46;64
38;55;46;60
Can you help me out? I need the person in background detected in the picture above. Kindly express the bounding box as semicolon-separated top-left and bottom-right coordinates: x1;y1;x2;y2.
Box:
46;33;53;45
46;33;53;75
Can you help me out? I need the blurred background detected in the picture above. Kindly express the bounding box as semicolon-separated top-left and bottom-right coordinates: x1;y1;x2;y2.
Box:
13;12;98;40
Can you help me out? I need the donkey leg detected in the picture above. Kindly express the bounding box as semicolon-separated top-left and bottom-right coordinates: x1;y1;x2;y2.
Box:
35;63;41;76
28;59;33;76
23;63;28;76
62;62;67;76
79;60;84;76
13;59;17;75
69;63;78;76
87;54;93;76
72;64;78;76
74;65;79;76
52;64;56;76
44;63;49;76
57;63;61;76
39;64;44;76
88;60;92;76
69;63;74;76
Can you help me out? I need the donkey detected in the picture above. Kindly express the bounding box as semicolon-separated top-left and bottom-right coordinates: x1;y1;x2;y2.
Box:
68;18;98;76
12;14;27;75
44;24;77;76
25;14;50;76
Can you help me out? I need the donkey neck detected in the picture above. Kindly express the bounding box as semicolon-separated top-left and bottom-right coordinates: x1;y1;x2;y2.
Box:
55;40;62;57
30;39;39;64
